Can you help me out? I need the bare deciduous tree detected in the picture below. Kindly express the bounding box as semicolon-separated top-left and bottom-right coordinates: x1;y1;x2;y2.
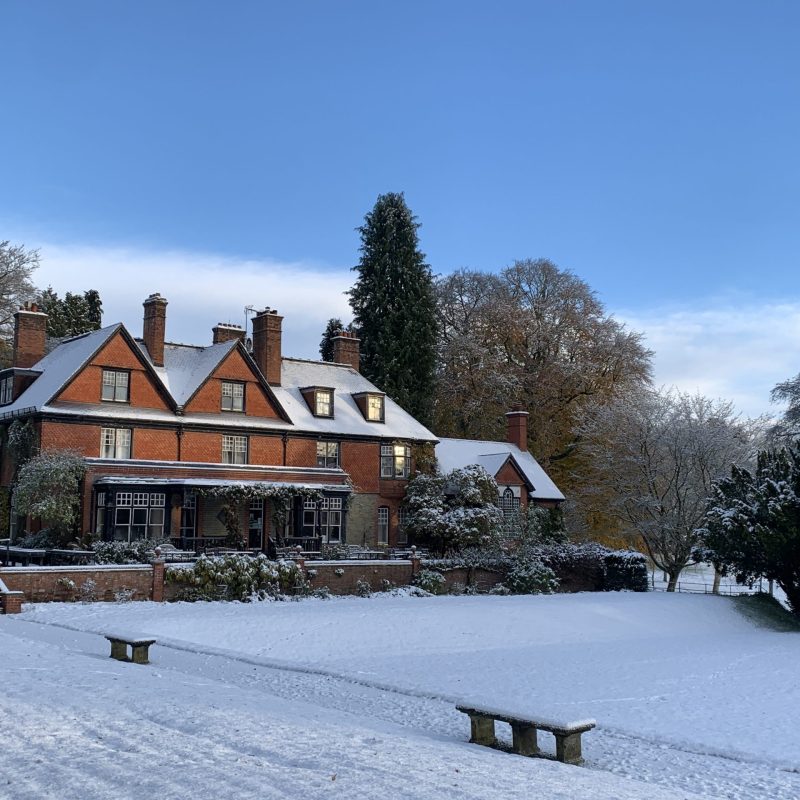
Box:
434;260;652;484
573;390;759;590
0;240;39;342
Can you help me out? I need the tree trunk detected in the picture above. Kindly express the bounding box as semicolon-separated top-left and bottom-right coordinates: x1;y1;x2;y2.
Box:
666;570;681;592
712;569;721;595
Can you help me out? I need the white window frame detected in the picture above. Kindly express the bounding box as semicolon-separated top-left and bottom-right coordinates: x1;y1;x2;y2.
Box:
314;389;333;417
316;441;339;468
366;395;384;421
101;428;132;459
381;443;410;479
397;506;409;545
222;434;248;464
101;369;129;402
221;381;245;412
377;506;389;545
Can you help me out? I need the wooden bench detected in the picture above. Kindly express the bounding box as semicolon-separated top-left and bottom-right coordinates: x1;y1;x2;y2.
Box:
456;704;596;765
105;634;157;665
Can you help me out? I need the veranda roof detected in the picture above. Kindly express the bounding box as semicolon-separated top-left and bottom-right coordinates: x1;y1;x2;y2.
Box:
92;477;351;492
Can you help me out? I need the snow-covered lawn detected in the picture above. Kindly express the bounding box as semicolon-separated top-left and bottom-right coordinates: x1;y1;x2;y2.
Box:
5;591;799;799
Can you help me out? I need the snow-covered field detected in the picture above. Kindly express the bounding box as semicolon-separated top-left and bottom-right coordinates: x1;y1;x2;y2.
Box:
3;592;799;799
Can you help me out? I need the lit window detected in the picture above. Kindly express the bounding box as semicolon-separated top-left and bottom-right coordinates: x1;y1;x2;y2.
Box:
316;441;339;468
0;376;13;405
101;428;132;459
221;381;244;412
101;369;129;402
381;443;410;479
366;395;384;421
314;389;333;417
377;506;389;545
222;434;248;464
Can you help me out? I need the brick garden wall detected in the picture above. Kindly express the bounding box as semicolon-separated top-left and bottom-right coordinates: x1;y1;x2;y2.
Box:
305;560;417;594
0;565;157;604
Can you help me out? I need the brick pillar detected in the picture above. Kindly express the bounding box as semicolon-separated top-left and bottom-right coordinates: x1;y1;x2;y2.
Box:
143;293;168;367
13;303;48;368
332;331;361;372
410;547;421;578
252;309;283;385
151;558;165;602
212;324;246;344
1;590;24;614
505;405;529;452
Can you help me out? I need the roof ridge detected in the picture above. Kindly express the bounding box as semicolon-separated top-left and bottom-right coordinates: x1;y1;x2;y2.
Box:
282;357;353;368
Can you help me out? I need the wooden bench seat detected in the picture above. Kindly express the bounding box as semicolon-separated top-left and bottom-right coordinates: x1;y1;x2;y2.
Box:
105;634;157;665
456;704;596;765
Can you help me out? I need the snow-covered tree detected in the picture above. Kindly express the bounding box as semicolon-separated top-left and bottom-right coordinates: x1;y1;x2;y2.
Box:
702;443;800;615
14;449;86;546
0;241;39;358
403;465;504;554
349;192;437;426
36;286;103;338
574;389;758;591
433;261;652;477
770;373;800;443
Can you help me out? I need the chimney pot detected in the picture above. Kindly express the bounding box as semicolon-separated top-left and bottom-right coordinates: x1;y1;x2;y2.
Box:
13;305;48;368
332;330;360;371
212;323;246;345
252;308;283;385
143;293;168;367
505;406;530;452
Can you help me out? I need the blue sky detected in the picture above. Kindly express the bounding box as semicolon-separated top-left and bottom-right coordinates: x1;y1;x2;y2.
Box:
2;1;799;417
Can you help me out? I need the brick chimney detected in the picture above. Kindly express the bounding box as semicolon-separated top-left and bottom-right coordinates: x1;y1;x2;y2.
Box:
251;308;283;385
212;323;246;345
13;302;48;368
143;293;168;367
505;404;529;452
332;330;360;372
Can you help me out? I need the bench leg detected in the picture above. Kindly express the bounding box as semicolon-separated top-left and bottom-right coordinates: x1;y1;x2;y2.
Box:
469;715;496;747
554;732;583;764
511;723;539;756
109;640;129;661
131;644;150;665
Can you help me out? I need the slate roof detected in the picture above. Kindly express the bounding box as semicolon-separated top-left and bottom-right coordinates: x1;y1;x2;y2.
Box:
0;324;438;442
436;437;565;501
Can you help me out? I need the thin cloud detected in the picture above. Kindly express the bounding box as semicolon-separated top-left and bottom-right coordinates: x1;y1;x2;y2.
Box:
32;242;354;359
620;302;800;419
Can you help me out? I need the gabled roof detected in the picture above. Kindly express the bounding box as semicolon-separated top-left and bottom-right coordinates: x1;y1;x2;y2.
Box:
273;359;436;441
0;324;122;417
1;324;437;442
436;437;565;501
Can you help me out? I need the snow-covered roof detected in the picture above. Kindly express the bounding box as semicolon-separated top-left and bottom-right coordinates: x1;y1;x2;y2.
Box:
436;437;565;501
0;324;121;417
157;340;238;406
273;359;437;441
1;323;437;443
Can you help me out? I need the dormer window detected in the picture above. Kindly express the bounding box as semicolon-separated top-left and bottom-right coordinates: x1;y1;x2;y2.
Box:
367;395;384;421
315;389;333;417
221;381;245;412
101;369;129;403
353;391;385;422
300;386;335;418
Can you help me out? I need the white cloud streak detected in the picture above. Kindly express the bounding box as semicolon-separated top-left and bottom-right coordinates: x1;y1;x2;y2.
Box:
19;239;800;420
32;242;353;359
620;302;800;419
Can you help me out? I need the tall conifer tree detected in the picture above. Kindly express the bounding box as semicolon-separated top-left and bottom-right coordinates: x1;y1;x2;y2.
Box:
349;192;437;426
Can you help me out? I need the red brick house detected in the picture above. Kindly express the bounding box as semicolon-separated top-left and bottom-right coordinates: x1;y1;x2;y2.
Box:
0;295;437;551
435;407;565;522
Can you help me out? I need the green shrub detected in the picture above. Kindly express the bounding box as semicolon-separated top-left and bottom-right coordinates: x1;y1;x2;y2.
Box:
167;554;307;602
92;539;169;564
414;569;446;595
503;558;559;594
